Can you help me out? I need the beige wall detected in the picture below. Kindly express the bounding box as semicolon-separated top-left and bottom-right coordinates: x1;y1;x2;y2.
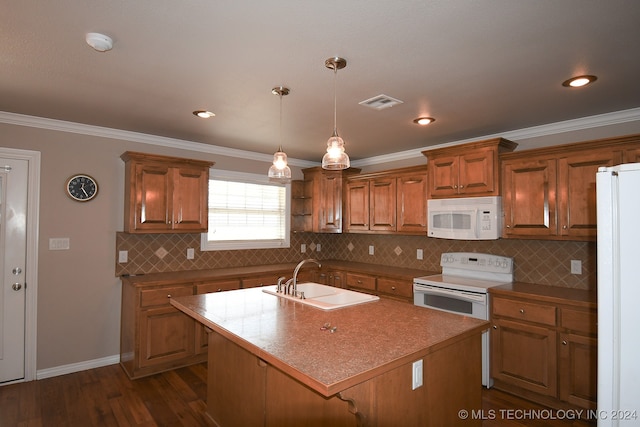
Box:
1;114;639;373
0;121;304;371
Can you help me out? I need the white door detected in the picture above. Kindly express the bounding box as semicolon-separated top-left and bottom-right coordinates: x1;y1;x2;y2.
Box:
0;157;28;383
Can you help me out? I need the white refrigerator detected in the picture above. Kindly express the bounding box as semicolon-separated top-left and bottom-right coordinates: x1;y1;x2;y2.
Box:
596;163;640;426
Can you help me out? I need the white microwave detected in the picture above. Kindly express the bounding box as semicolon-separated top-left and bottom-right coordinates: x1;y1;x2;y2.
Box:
427;196;502;240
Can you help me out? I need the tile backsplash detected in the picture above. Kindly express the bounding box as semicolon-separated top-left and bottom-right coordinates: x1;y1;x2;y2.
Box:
116;232;595;290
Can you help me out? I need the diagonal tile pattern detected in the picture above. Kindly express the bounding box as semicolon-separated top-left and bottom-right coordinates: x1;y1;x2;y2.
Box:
115;232;595;290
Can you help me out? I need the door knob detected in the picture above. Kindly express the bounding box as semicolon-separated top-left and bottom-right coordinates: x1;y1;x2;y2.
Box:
12;283;22;291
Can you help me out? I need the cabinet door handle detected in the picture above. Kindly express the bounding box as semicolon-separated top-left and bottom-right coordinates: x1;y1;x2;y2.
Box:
453;185;458;189
459;185;464;189
391;286;396;291
562;340;568;345
492;325;497;329
519;309;525;314
167;294;172;298
506;224;511;228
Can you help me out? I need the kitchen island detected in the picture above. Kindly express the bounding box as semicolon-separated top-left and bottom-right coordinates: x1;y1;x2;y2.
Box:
171;286;488;426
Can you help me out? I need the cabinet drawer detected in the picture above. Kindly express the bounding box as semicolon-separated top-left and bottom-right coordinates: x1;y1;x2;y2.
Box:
493;297;556;326
346;273;376;291
377;278;412;298
242;274;284;288
560;308;597;335
196;279;240;294
140;286;193;308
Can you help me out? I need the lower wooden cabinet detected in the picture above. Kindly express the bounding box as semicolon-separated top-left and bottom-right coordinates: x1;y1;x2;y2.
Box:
490;285;597;410
120;280;206;379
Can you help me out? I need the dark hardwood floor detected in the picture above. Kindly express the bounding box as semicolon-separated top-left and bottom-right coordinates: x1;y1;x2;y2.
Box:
0;363;594;426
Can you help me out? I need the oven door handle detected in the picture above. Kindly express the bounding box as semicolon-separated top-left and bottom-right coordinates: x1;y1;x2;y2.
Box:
413;284;486;303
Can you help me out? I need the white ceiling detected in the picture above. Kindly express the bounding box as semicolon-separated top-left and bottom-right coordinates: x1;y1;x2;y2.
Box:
2;1;640;164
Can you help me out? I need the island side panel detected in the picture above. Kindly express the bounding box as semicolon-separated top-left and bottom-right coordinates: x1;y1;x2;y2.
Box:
207;331;266;427
340;333;482;426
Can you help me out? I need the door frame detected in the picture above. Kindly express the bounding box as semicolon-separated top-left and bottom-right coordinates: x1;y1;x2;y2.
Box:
0;147;40;383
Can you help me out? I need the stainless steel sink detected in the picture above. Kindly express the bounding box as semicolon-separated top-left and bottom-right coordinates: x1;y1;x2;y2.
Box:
262;282;379;310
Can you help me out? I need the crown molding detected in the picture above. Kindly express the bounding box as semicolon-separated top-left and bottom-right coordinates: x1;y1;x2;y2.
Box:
351;107;640;167
0;111;318;168
2;107;640;169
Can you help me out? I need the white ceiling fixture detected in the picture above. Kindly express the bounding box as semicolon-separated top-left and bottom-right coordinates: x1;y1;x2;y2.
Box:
193;110;215;119
413;117;435;126
322;57;350;170
268;86;292;182
359;94;404;110
85;32;113;52
562;75;598;88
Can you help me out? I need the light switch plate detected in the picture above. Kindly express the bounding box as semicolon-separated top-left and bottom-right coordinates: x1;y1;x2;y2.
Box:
300;244;306;253
369;245;375;255
49;237;70;250
118;250;128;263
417;249;423;260
186;248;195;260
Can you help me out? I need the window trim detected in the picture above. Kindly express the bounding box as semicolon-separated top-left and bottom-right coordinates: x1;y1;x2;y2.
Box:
200;169;291;251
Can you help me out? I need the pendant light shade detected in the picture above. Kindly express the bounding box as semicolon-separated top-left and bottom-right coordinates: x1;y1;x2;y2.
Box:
268;86;292;182
322;57;350;170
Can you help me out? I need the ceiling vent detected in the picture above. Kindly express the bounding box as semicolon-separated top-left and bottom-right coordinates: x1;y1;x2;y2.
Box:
358;94;404;110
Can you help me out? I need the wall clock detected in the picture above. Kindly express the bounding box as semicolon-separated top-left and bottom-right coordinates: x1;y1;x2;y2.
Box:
66;174;98;202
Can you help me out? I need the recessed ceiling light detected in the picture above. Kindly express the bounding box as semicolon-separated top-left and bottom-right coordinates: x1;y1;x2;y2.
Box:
413;117;435;126
193;110;215;118
562;75;598;88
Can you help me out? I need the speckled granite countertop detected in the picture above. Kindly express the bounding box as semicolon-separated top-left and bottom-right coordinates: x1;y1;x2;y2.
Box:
120;260;437;286
171;287;488;396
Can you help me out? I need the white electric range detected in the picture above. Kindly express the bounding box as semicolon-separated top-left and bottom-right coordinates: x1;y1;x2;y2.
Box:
413;252;514;387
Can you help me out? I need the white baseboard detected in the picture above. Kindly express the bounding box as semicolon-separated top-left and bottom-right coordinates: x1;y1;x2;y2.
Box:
36;354;120;380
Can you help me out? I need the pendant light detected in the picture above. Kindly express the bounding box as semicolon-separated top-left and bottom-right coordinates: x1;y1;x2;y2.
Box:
322;57;350;170
268;86;292;182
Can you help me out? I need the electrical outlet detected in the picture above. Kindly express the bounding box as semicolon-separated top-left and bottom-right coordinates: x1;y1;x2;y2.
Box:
412;359;423;389
571;260;582;275
369;245;375;255
417;249;423;260
301;244;307;253
186;248;195;260
118;250;128;263
316;243;321;252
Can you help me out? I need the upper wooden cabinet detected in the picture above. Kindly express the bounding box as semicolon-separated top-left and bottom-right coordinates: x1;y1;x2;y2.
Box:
423;138;517;198
344;166;428;235
292;167;360;233
121;152;214;233
501;134;640;240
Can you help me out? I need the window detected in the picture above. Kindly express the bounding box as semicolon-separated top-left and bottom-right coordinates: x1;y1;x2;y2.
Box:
201;170;290;251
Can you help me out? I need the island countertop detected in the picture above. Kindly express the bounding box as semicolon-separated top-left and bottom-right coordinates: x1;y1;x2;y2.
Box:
171;287;488;396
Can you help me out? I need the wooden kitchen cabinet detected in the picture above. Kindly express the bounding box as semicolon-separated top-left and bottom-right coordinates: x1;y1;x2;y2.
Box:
344;166;427;235
298;166;360;233
377;277;413;301
491;297;558;397
313;268;345;288
121;151;214;233
501;138;637;240
346;272;377;293
490;284;597;411
241;272;289;289
423;138;517;199
120;280;206;379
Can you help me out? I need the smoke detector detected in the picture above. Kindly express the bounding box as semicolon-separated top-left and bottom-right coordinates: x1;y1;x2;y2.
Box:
86;33;113;52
